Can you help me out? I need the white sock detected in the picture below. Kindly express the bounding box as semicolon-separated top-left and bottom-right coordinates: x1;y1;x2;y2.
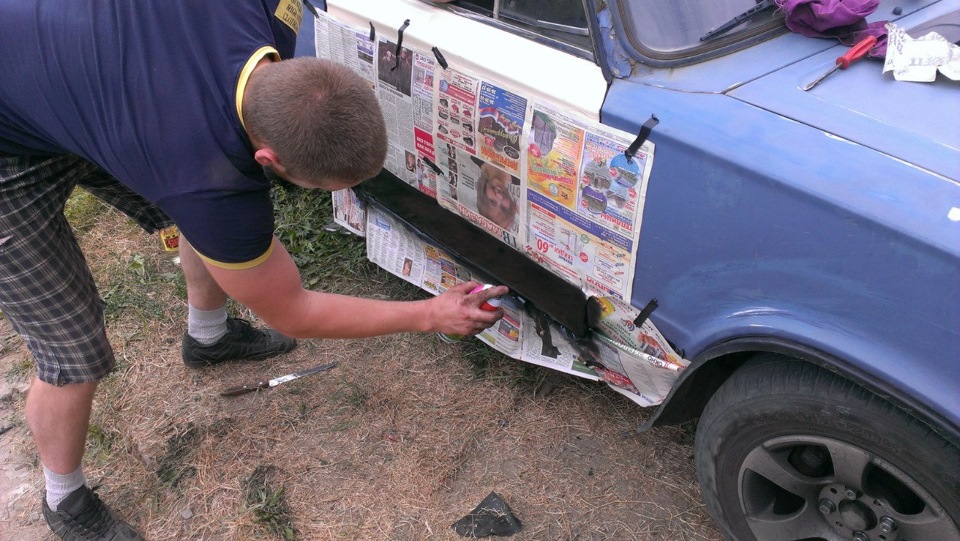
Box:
44;465;86;510
187;304;228;345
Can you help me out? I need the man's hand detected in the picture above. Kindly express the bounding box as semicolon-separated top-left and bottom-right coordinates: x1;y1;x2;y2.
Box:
425;281;509;336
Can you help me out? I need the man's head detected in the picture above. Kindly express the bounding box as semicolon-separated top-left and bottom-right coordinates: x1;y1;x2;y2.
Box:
476;162;518;231
243;58;387;189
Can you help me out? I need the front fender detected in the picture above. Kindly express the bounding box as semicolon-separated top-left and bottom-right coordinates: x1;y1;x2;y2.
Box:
643;322;960;449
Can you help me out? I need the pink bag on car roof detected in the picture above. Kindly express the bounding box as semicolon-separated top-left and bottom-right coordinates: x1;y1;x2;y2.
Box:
775;0;888;56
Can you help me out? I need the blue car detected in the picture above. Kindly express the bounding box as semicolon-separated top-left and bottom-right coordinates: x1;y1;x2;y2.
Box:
300;1;959;539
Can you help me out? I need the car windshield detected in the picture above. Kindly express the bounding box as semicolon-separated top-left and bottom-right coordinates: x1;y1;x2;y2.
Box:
617;0;784;57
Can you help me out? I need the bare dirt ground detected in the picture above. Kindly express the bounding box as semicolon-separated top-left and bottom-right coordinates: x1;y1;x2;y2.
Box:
0;205;723;540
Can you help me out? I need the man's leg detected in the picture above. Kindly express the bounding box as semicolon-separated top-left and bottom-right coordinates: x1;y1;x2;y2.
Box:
177;235;297;367
177;236;232;345
77;170;297;367
0;153;143;540
178;236;227;310
25;379;97;477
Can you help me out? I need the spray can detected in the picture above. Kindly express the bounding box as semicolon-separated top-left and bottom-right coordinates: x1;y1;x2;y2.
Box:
438;284;502;343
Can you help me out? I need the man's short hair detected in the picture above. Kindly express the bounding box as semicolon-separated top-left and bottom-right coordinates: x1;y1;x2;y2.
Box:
244;57;387;185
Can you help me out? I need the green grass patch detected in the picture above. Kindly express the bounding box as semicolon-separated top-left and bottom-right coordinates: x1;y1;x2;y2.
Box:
64;188;109;234
271;185;368;290
3;355;32;380
243;465;296;541
331;380;368;412
271;184;423;303
85;423;117;466
155;423;201;489
100;252;182;323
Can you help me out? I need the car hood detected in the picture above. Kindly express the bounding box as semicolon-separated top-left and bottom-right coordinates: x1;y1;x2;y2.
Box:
727;0;959;181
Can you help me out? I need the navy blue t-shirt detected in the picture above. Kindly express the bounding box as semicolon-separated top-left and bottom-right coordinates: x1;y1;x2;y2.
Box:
0;0;304;267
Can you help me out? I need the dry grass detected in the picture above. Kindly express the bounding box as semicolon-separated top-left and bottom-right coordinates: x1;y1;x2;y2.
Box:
0;195;722;540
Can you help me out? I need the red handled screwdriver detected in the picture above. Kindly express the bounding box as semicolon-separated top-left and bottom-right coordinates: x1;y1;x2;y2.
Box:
802;35;878;91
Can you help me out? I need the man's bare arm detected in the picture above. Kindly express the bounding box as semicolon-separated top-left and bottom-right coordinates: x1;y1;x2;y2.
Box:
202;237;506;339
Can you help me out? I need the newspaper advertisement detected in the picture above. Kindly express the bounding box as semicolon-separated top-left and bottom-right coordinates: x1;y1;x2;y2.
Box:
475;294;524;359
375;37;419;188
313;11;375;85
331;188;366;236
582;295;688;406
591;339;673;406
437;144;523;250
524;101;654;301
365;206;429;288
435;67;480;156
590;296;687;371
411;51;440;197
527;107;585;211
476;81;526;177
365;205;479;294
433;70;528;250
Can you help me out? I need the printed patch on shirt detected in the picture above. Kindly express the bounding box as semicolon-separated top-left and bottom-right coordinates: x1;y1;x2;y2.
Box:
274;0;303;34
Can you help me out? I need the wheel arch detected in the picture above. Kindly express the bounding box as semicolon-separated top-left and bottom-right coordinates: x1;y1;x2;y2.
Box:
640;336;960;449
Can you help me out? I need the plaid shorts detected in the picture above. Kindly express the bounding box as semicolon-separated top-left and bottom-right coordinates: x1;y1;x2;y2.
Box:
0;153;172;385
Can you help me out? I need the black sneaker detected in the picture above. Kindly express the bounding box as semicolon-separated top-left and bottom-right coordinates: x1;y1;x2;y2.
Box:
182;317;297;368
42;485;144;541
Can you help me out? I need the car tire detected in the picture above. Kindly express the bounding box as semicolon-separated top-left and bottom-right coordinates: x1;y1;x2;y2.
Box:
694;354;960;541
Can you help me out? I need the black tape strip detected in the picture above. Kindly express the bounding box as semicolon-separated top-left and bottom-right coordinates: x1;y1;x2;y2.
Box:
391;19;411;71
432;46;448;69
422;157;443;175
633;298;659;327
302;0;319;19
369;22;375;41
624;114;659;161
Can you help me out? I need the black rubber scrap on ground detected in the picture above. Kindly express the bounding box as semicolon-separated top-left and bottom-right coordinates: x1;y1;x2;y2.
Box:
451;492;522;538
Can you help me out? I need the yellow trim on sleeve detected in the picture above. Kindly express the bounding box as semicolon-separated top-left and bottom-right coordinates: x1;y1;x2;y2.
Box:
197;238;276;270
236;46;280;129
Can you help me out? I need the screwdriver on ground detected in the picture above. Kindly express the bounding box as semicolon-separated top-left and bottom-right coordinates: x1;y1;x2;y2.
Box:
802;35;877;91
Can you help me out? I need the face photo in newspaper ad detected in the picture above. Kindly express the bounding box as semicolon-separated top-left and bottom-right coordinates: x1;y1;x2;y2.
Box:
377;40;412;96
453;154;521;235
476;160;520;232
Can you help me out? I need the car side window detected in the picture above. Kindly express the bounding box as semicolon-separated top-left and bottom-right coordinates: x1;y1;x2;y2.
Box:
441;0;592;57
500;0;588;32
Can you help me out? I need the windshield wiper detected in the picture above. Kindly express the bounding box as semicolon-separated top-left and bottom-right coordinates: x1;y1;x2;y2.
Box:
700;0;778;42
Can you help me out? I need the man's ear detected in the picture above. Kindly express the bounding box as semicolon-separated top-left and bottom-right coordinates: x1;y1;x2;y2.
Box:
253;147;281;169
